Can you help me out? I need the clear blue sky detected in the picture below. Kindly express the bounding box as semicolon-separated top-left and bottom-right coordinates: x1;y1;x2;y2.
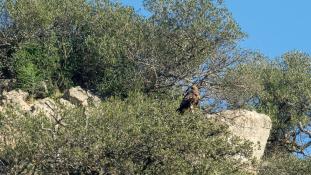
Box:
121;0;311;58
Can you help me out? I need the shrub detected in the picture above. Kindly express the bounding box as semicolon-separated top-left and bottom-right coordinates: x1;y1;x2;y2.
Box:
3;0;145;97
13;40;60;97
0;93;252;174
258;154;311;175
2;0;248;98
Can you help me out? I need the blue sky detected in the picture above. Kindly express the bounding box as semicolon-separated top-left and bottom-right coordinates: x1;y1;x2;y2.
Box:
121;0;311;58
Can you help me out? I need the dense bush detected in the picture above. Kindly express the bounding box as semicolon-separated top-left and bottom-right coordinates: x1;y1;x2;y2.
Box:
258;154;311;175
220;50;311;157
1;0;145;97
0;93;252;174
13;40;60;96
0;0;247;98
255;52;311;154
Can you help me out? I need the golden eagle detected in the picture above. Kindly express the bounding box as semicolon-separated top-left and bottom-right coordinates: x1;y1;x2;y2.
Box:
176;85;200;114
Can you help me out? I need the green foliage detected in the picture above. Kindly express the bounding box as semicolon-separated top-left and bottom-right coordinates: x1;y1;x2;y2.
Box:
227;51;311;155
141;0;245;91
13;40;60;96
0;0;247;97
0;93;252;174
216;53;265;108
255;51;311;154
257;52;311;126
2;0;145;97
259;154;311;175
3;0;311;171
15;61;43;96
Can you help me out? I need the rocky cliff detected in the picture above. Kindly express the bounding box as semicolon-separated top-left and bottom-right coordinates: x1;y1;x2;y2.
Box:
0;86;272;171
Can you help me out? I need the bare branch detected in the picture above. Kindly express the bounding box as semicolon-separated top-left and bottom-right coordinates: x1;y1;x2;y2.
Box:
298;122;311;138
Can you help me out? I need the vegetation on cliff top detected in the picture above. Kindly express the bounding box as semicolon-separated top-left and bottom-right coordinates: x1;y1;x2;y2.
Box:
0;0;311;174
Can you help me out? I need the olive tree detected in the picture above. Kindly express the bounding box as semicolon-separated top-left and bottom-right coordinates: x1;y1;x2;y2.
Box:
225;51;311;156
129;0;248;93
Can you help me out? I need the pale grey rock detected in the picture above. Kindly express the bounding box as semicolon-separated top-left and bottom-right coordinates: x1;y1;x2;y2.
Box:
64;86;101;107
206;109;272;174
207;109;272;161
64;86;89;106
32;98;58;119
59;98;75;109
2;89;31;112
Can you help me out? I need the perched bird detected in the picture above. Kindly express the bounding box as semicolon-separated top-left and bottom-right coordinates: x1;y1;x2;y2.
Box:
176;85;200;114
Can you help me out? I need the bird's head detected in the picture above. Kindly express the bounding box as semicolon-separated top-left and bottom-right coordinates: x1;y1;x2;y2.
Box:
191;85;201;99
191;85;199;91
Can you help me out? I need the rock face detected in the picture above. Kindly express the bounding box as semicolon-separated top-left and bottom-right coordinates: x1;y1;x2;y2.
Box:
2;89;31;112
0;86;102;155
32;98;58;119
59;98;75;109
0;86;272;171
207;109;272;161
0;86;101;117
64;86;100;107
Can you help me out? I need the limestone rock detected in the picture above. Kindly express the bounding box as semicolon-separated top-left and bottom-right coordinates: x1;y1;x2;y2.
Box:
207;109;272;161
31;98;58;119
2;89;31;112
59;98;75;109
0;87;100;117
64;86;101;107
64;86;89;106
